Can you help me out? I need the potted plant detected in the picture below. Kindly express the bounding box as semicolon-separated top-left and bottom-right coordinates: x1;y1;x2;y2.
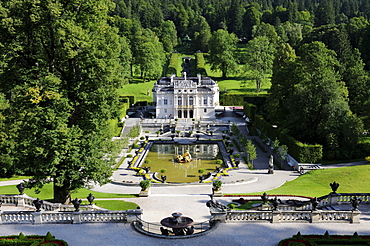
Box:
156;131;161;137
189;130;193;136
176;130;181;136
209;130;214;136
139;180;151;197
212;180;223;197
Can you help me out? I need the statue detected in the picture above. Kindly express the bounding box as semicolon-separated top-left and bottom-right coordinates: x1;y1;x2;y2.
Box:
161;175;167;183
174;150;192;163
87;193;95;205
33;198;43;212
16;183;25;195
72;198;82;212
206;195;227;211
272;197;279;210
185;225;194;235
160;227;170;236
351;196;362;211
311;197;319;211
261;192;268;204
330;181;340;193
268;155;274;174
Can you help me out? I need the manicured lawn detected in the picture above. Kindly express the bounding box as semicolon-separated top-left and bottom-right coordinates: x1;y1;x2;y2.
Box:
226;165;370;198
0;176;31;181
93;200;139;210
118;79;155;102
0;183;137;200
0;183;139;210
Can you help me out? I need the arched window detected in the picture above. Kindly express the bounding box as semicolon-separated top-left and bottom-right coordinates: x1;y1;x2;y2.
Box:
189;96;194;106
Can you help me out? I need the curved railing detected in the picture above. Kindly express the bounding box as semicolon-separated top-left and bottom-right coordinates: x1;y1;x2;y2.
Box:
132;217;220;239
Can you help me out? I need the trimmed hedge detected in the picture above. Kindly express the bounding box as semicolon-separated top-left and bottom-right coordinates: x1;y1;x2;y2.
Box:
243;103;256;122
220;94;245;106
195;52;207;76
166;52;178;76
254;115;323;163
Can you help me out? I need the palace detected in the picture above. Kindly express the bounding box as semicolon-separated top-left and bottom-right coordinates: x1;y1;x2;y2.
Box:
153;73;219;119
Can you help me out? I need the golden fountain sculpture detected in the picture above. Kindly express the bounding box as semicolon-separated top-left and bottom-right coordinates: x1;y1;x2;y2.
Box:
175;150;192;163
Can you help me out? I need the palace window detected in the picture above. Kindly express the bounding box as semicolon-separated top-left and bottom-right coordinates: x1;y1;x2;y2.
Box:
178;97;182;105
164;98;168;105
203;98;208;105
189;96;194;105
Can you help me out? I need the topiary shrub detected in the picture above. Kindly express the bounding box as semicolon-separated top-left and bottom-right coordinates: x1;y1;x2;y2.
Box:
139;180;151;191
216;159;223;165
198;169;205;174
126;154;133;158
160;169;167;173
144;159;151;164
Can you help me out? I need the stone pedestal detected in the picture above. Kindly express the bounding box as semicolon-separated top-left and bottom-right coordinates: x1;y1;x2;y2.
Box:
311;210;321;223
351;210;361;224
261;204;270;210
139;189;150;197
17;194;25;207
212;188;223;197
210;211;227;223
33;212;42;224
72;212;82;224
272;211;280;223
126;209;143;222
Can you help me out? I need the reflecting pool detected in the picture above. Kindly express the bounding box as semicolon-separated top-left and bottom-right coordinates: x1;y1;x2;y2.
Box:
144;144;222;183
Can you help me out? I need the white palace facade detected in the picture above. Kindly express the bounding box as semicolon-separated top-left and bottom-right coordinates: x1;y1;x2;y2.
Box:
153;73;220;119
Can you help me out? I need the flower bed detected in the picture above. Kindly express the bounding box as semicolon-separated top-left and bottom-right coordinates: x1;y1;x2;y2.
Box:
0;232;68;246
279;232;370;246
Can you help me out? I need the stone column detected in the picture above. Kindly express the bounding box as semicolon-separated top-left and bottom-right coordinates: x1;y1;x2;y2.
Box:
311;210;321;223
351;210;361;224
17;194;25;207
272;211;280;223
72;211;82;224
0;211;3;224
33;212;42;224
126;209;143;222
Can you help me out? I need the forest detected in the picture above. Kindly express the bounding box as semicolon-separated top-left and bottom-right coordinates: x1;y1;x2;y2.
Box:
0;0;369;202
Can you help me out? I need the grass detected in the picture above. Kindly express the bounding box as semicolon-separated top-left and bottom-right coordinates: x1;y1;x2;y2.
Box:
0;182;139;210
0;176;31;181
225;165;370;198
0;183;137;200
118;78;155;102
93;200;139;210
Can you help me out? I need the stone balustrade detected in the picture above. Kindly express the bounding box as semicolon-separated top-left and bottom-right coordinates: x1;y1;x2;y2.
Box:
0;194;105;212
0;209;142;224
213;209;360;224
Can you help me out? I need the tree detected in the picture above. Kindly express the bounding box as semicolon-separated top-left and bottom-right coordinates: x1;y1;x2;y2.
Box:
156;20;178;53
136;30;164;81
243;4;261;40
245;140;257;167
271;42;363;158
244;36;275;92
208;29;238;78
0;0;128;203
190;16;211;52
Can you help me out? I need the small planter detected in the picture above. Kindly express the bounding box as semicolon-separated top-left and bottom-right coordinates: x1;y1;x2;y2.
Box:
139;188;151;197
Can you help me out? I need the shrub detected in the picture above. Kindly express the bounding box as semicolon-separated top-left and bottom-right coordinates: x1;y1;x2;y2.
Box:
234;154;240;158
132;144;139;148
126;154;133;158
216;159;223;165
144;159;151;164
145;130;150;133
198;169;205;174
140;136;144;140
213;180;222;189
139;180;151;190
160;169;167;173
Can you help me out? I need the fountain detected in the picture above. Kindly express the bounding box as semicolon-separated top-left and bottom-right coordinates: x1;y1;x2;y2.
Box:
175;150;192;163
160;212;194;236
